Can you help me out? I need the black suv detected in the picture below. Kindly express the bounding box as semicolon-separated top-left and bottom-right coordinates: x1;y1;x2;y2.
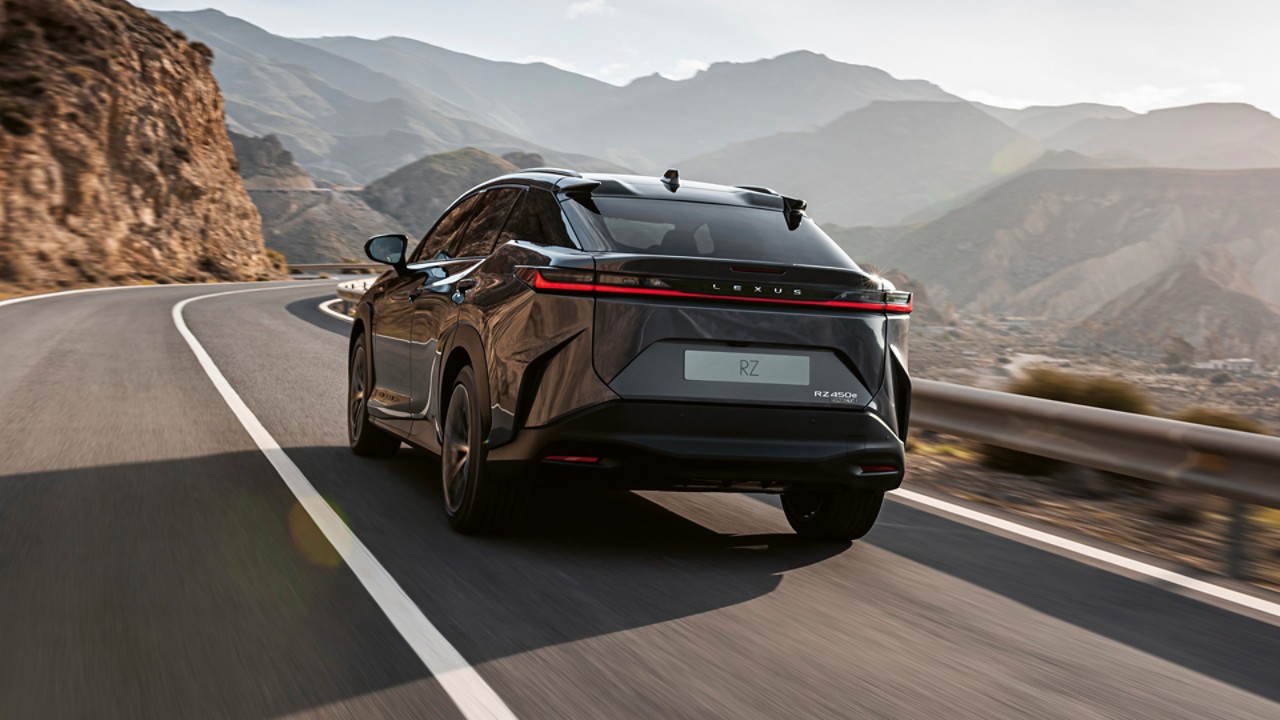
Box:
350;169;912;539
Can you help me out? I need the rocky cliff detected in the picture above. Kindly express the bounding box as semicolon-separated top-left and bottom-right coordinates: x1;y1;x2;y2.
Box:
0;0;278;292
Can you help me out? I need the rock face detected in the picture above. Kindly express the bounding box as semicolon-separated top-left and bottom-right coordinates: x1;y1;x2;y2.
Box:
228;131;314;190
0;0;278;292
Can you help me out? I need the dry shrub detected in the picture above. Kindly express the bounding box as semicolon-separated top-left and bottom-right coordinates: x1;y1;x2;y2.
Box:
1174;407;1266;434
983;368;1151;475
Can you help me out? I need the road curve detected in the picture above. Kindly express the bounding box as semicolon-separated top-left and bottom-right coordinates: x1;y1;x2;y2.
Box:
1;281;1277;719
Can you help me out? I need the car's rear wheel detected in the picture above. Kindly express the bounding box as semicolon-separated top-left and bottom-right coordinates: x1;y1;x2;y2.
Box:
348;334;400;457
781;489;884;541
441;365;528;533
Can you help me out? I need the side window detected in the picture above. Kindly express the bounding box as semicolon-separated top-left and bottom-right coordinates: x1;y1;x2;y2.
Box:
499;190;574;248
449;188;523;258
411;193;480;262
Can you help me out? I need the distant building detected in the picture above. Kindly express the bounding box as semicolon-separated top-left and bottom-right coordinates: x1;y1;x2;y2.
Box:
1196;358;1255;374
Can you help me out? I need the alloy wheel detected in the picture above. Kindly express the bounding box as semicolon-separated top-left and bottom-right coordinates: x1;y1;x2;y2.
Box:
349;345;367;440
442;384;472;514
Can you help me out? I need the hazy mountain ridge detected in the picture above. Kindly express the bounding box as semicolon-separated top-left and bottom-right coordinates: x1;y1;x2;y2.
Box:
1046;103;1280;168
900;149;1109;224
681;100;1043;226
154;9;626;185
972;102;1137;140
304;39;962;171
298;35;625;141
529;51;962;171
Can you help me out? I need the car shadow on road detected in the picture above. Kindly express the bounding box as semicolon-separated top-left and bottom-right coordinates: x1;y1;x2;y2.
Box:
284;294;355;338
299;441;1280;705
288;443;850;659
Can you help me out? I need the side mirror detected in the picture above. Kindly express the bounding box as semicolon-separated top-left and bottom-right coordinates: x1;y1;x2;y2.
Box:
365;234;409;267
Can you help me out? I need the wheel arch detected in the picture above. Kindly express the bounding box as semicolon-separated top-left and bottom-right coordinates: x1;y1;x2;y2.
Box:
349;301;373;359
438;322;491;437
349;318;366;352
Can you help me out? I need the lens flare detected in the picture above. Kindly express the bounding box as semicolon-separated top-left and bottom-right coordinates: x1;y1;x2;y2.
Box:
288;500;347;567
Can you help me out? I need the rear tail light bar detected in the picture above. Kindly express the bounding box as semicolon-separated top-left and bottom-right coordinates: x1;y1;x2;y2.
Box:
516;267;911;313
858;464;900;475
543;455;602;464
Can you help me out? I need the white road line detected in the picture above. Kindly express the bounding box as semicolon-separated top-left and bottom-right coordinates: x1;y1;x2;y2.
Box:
0;282;197;310
318;298;354;323
890;488;1280;620
0;280;318;311
173;286;518;720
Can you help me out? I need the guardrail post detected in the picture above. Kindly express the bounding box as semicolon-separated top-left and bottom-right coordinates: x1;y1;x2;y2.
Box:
1226;501;1250;580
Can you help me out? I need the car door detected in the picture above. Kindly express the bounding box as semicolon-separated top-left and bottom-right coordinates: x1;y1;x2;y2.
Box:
368;194;479;428
407;187;524;434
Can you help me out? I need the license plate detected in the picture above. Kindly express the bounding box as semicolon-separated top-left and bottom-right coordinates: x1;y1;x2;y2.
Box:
683;350;810;386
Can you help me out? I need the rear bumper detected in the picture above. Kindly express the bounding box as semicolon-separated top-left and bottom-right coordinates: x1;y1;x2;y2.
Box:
487;401;905;492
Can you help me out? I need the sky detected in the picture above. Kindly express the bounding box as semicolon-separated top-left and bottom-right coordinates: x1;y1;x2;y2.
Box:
143;0;1280;114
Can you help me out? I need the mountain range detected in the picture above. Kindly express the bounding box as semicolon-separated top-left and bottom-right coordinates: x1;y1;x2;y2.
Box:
828;167;1280;358
154;10;965;186
155;7;1280;361
158;10;1280;223
155;9;625;185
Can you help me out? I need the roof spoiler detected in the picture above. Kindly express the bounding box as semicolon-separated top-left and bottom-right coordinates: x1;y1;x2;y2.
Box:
782;195;807;230
521;167;582;178
737;185;808;214
554;176;602;194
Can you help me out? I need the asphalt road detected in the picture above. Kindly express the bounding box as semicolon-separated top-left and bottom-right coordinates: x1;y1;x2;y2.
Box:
1;281;1278;719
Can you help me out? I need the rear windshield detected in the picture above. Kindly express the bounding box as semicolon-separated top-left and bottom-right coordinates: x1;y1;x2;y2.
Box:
563;197;856;268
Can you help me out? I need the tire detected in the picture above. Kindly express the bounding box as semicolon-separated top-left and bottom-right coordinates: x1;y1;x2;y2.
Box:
781;490;884;541
348;334;401;457
440;366;529;533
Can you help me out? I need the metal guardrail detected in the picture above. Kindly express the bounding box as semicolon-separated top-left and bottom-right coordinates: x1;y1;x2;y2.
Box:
334;279;374;315
291;263;383;272
912;379;1280;508
913;379;1280;578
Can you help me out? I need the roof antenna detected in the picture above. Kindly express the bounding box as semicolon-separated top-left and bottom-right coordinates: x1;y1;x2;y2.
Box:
661;168;680;192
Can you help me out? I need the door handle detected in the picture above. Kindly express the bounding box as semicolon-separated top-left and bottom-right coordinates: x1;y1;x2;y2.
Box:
451;277;477;304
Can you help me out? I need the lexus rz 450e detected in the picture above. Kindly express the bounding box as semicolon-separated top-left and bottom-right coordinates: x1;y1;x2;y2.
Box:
349;168;911;540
